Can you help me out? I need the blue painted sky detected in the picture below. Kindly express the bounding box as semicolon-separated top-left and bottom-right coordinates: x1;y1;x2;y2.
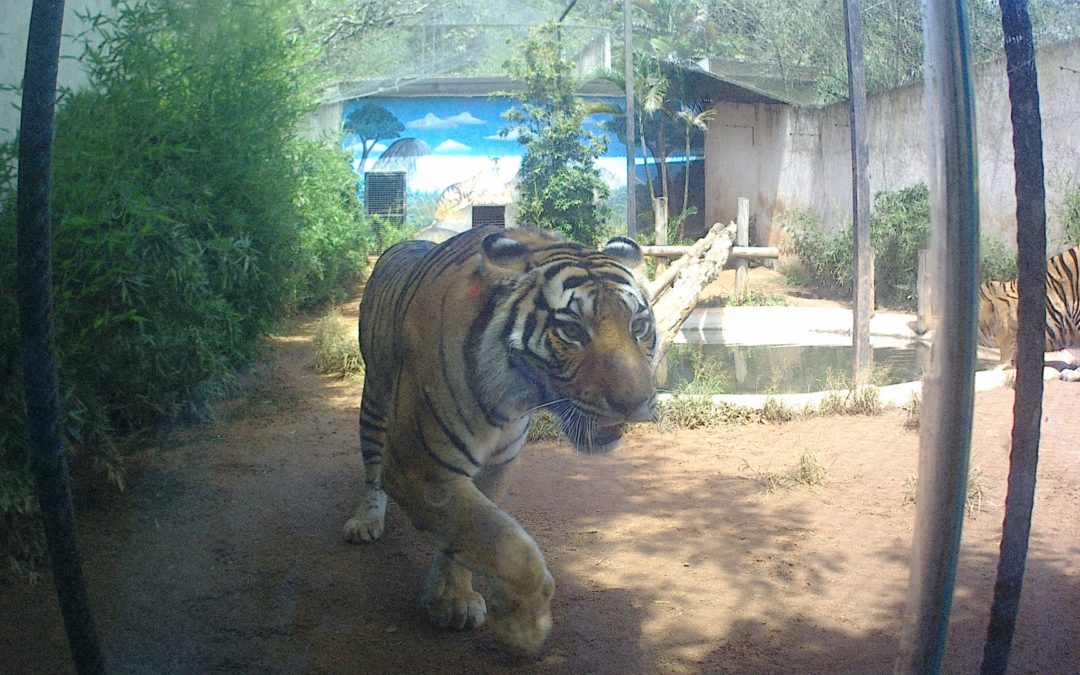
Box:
341;96;632;192
343;96;626;159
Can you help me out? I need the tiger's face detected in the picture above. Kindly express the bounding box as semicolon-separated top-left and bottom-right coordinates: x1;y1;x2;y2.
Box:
481;232;657;453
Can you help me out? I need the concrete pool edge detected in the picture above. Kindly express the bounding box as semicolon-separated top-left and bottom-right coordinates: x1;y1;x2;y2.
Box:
655;368;1039;411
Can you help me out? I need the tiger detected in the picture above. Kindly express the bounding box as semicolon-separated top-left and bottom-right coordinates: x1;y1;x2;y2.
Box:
342;225;657;656
977;245;1080;370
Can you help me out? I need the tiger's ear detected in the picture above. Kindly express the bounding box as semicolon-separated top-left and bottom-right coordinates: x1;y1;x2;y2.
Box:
603;236;644;268
603;236;650;294
481;232;531;274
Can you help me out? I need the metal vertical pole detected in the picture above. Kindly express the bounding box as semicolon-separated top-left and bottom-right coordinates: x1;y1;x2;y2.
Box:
843;0;873;384
895;0;980;672
981;0;1046;671
17;1;106;673
624;0;637;238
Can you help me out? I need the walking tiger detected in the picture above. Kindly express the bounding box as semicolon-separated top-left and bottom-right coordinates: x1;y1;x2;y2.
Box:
343;226;657;655
977;245;1080;371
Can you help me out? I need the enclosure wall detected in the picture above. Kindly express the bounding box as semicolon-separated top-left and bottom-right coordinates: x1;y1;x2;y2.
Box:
704;39;1080;249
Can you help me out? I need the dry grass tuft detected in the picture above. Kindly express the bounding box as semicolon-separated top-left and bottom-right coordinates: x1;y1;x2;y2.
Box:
745;452;829;493
902;465;992;518
313;310;362;377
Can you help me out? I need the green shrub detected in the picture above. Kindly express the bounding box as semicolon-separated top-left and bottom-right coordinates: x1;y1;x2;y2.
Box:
869;183;931;307
782;183;1021;307
1056;180;1080;247
979;234;1017;282
778;208;853;293
0;0;369;578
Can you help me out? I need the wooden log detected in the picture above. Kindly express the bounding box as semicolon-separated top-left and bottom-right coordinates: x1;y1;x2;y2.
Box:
651;222;737;358
641;245;778;259
648;222;728;301
732;246;779;259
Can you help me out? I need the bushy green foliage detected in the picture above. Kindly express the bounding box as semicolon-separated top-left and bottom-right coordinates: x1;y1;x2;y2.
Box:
778;208;855;292
503;22;610;246
1058;180;1080;247
978;234;1017;283
1;0;369;577
869;184;931;307
782;183;1019;308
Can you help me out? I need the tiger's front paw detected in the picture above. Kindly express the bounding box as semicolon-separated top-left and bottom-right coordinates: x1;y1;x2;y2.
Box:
342;490;387;543
489;570;555;657
422;577;487;630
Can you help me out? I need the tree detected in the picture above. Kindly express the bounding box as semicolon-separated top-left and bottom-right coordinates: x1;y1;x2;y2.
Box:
342;102;404;172
503;22;610;245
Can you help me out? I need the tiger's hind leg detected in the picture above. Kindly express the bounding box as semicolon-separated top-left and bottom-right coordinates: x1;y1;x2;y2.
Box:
343;388;389;543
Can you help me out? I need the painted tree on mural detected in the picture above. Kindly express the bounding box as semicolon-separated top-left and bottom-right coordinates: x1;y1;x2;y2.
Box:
342;102;403;172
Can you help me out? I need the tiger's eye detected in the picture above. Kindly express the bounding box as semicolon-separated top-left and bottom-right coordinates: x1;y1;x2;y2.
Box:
631;315;651;338
557;322;588;344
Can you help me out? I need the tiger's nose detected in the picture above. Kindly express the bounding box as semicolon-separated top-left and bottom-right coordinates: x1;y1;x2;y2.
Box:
608;386;656;422
624;392;657;422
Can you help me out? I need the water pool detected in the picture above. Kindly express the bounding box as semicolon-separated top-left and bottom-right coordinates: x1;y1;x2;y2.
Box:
660;342;997;395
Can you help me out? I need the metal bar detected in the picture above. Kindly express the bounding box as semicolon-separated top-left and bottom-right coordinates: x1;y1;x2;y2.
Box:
981;0;1047;671
624;0;637;238
16;1;106;673
895;1;980;672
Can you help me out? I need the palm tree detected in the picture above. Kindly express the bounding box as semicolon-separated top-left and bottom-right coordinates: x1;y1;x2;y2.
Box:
673;105;715;224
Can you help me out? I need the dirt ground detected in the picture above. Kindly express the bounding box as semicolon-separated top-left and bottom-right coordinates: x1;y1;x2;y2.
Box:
2;269;1079;674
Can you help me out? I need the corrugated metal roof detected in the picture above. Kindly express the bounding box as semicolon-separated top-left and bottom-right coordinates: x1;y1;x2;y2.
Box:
321;76;624;103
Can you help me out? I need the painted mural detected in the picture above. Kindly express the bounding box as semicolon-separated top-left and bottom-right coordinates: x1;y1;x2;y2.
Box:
341;96;628;196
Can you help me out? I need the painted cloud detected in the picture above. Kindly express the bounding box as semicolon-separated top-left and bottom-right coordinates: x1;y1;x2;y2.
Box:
446;112;486;126
434;139;471;152
406;111;487;130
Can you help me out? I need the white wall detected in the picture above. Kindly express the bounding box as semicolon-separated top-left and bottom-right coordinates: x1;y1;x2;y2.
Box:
0;0;115;140
705;39;1080;250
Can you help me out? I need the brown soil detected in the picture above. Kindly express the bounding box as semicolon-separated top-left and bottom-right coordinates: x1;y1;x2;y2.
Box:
3;272;1078;674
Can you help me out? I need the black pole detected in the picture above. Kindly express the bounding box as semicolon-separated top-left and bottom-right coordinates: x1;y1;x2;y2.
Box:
16;1;106;672
981;0;1046;671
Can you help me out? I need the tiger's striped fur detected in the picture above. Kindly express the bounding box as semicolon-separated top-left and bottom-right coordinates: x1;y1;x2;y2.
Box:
343;226;657;655
977;245;1080;365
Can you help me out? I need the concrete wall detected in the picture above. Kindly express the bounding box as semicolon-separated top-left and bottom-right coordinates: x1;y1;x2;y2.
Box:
0;0;114;141
705;39;1080;249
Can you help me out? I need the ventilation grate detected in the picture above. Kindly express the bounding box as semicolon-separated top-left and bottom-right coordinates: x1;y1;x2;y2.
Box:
471;205;506;228
364;172;406;225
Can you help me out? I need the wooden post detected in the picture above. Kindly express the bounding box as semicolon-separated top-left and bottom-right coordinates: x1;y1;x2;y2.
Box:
844;0;873;385
653;197;668;275
734;198;750;298
916;248;933;334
